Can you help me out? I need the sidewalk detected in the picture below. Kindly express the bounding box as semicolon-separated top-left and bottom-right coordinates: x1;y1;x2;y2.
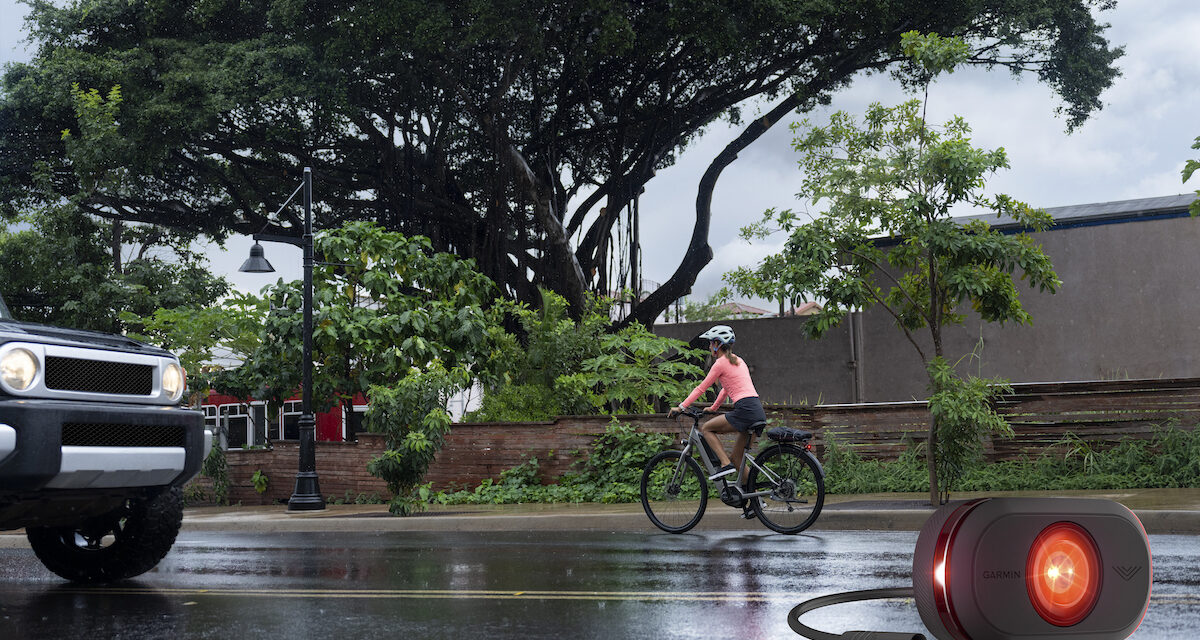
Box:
176;488;1200;535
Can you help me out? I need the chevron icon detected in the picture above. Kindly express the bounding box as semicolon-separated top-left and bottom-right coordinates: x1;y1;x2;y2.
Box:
1114;565;1142;581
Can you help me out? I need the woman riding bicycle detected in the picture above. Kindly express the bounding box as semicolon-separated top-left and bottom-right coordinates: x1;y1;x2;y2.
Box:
668;325;766;483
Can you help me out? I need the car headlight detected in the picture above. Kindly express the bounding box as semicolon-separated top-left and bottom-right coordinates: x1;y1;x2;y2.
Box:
162;362;185;401
0;348;38;391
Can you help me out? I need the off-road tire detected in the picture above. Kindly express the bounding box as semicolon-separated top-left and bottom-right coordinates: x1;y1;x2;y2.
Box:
26;486;184;583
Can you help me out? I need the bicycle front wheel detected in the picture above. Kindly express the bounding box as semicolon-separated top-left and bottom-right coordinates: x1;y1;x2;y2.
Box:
748;444;824;534
640;450;708;533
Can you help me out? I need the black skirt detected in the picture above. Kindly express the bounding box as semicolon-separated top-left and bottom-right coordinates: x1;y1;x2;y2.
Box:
725;396;766;433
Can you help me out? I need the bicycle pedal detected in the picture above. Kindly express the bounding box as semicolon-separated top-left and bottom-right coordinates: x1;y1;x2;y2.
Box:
741;510;757;520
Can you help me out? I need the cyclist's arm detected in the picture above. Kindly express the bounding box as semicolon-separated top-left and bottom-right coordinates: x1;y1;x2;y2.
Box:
679;358;726;409
707;387;728;412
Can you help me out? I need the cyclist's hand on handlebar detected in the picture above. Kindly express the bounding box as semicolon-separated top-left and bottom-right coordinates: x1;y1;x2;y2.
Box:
667;406;683;418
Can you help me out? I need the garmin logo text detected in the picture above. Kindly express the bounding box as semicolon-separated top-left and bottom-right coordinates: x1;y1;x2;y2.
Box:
981;570;1023;579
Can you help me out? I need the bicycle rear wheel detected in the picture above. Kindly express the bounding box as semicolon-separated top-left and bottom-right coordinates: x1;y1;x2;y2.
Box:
747;444;824;534
640;450;707;533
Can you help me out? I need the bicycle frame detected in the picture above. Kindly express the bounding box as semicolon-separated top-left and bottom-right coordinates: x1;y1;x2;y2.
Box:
675;422;783;500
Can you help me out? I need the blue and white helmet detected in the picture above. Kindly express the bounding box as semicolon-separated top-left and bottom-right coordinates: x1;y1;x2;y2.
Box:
698;325;735;346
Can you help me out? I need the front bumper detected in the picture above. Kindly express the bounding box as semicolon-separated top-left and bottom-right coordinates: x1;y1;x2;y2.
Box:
0;398;204;492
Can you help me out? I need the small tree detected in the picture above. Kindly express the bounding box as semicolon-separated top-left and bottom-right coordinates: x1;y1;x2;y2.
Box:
726;33;1061;505
250;222;496;437
365;363;471;516
1185;136;1200;217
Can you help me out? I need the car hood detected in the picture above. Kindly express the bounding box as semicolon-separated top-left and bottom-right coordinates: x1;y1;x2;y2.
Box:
0;319;172;358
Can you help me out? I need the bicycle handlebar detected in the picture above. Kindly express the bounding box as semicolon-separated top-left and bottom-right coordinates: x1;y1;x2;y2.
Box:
670;406;719;419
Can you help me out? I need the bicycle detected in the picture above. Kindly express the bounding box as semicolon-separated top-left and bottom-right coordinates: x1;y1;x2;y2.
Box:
640;406;825;534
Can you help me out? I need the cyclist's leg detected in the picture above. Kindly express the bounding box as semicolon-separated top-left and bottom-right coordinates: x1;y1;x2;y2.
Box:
700;414;735;466
731;431;751;484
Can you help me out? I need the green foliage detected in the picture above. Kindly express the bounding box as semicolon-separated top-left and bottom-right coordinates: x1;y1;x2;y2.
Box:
926;357;1014;501
250;469;269;495
0;80;227;335
123;291;268;403
727;33;1061;504
0;205;228;335
822;425;1200;494
434;420;675;505
364;362;470;515
468;290;608;421
200;444;229;506
326;491;385;506
181;481;210;506
670;289;736;323
468;289;703;421
580;323;705;414
897;31;970;86
1185;136;1200;217
253;222;495;416
822;435;930;494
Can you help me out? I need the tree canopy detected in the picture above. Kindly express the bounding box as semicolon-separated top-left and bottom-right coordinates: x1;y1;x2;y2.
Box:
0;204;228;333
1;0;1122;323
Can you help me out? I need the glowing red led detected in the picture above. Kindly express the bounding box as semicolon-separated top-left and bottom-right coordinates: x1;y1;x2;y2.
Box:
1026;521;1102;626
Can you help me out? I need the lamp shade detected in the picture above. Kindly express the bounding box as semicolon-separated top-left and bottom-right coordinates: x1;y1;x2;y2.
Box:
238;242;275;273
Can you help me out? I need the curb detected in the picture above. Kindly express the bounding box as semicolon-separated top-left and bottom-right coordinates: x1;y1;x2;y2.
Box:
171;508;1200;535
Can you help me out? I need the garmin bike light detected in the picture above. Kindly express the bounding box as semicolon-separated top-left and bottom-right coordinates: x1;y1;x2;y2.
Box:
789;498;1152;640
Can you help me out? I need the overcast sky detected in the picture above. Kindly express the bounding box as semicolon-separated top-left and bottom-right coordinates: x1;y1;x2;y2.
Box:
2;1;1197;303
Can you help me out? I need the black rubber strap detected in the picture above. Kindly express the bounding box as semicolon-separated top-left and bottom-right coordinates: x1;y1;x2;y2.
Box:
787;587;926;640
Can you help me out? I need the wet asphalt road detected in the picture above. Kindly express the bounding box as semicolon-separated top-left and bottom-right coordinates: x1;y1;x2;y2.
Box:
0;530;1197;639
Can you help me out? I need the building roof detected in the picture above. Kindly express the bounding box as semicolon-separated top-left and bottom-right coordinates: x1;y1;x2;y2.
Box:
716;302;773;316
777;301;823;316
961;193;1197;232
874;193;1197;248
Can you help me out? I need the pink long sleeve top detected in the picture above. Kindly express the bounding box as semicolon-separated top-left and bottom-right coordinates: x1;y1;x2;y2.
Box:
681;356;758;411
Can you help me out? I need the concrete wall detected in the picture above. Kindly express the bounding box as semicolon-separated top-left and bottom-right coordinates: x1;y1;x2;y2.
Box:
655;317;858;405
657;214;1200;403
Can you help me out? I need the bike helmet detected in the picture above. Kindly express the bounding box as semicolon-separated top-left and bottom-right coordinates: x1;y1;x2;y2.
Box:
698;325;735;346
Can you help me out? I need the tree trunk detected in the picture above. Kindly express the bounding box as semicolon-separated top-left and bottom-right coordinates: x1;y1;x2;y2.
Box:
111;220;123;276
927;313;945;506
619;93;804;329
506;145;589;316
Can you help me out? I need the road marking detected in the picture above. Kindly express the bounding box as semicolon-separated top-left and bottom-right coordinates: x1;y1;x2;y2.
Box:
0;587;826;603
3;587;1197;606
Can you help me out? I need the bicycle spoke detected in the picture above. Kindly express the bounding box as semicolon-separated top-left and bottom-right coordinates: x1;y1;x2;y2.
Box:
640;451;707;533
748;446;824;534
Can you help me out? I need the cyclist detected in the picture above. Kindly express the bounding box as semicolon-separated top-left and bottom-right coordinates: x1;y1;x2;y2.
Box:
668;325;766;484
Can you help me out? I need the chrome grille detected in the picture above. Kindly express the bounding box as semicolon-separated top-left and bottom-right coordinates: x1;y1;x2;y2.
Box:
61;422;185;448
45;356;154;395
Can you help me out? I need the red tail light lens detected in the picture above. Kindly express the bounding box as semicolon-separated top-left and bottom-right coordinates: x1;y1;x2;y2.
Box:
1026;522;1102;626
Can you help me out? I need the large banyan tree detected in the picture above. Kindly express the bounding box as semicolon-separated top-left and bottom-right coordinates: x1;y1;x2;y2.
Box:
0;0;1121;324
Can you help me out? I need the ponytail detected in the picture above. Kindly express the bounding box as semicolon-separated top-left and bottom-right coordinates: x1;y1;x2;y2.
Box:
718;345;739;366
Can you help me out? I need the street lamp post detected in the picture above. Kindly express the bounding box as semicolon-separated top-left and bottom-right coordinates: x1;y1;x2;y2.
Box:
239;166;325;511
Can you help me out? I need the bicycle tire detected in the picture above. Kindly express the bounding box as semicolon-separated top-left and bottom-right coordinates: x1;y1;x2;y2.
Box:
748;444;824;534
640;450;708;533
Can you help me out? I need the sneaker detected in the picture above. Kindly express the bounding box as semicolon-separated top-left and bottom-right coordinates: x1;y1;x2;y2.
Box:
708;464;736;481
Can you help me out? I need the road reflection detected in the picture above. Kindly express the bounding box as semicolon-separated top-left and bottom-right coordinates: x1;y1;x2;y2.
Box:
0;531;1194;638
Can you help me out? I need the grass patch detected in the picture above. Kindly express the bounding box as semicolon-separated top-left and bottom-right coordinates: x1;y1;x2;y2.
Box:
823;425;1200;495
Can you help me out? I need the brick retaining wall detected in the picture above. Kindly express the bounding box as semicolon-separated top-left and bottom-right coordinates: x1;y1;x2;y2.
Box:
194;378;1200;504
